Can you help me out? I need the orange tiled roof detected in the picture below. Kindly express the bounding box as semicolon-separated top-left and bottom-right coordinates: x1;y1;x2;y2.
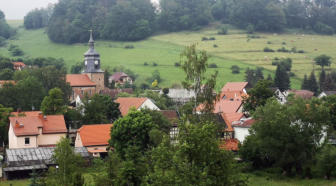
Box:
12;62;26;67
221;113;244;132
220;138;239;151
232;118;256;128
0;80;15;87
78;124;113;147
9;111;67;136
115;97;148;116
221;82;248;92
66;74;96;87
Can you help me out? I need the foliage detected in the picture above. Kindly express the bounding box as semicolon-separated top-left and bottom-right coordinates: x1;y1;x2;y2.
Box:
147;69;161;84
24;6;52;29
142;90;173;110
70;62;83;74
47;138;84;186
240;98;330;176
243;80;274;114
159;0;212;32
301;74;309;90
316;145;336;179
314;22;334;35
314;54;332;69
0;104;13;146
274;64;290;92
0;68;14;80
0;10;15;39
180;44;218;113
245;67;264;88
64;108;82;129
307;71;319;95
8;44;24;56
231;65;241;74
263;47;274;52
208;63;218;68
218;25;228;35
82;94;121;124
146;121;248;185
41;88;66;115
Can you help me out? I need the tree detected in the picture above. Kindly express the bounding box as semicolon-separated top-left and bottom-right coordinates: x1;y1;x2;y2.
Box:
274;64;290;92
315;54;332;69
243;80;274;114
0;104;13;146
41;88;66;115
146;121;248;185
0;10;15;39
180;44;218;113
48;138;84;186
82;94;121;124
301;74;309;90
240;98;330;176
319;68;327;91
317;145;336;179
24;7;52;29
0;68;13;80
308;71;319;95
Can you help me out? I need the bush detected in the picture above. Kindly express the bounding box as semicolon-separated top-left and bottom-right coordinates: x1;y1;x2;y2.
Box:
246;24;255;34
209;37;216;40
144;62;148;66
277;47;289;53
174;62;180;67
267;41;272;44
289;72;295;77
218;25;228;35
0;36;6;47
291;47;297;53
153;62;158;67
8;45;24;56
213;44;218;48
263;47;274;52
231;65;240;74
202;37;208;41
297;50;305;53
124;45;134;49
314;22;334;35
208;63;218;68
247;35;261;39
282;42;286;45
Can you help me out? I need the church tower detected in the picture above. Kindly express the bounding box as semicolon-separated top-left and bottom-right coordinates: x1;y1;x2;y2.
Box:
83;31;105;93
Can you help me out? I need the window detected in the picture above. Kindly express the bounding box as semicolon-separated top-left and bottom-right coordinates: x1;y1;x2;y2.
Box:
25;137;30;145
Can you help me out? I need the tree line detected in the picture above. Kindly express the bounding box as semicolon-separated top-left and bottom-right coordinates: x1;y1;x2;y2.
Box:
0;10;15;47
23;0;336;44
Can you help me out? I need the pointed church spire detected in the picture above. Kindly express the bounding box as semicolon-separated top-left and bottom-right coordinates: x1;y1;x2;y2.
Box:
88;29;94;49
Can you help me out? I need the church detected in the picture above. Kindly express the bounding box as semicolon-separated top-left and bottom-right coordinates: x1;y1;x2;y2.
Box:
66;32;105;102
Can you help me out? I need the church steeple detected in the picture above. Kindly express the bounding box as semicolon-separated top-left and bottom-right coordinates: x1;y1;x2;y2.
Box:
84;30;103;73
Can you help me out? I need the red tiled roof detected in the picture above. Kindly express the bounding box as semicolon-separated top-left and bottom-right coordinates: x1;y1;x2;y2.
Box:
0;80;15;86
221;113;244;132
214;100;242;114
66;74;96;87
232;118;256;128
12;62;25;67
115;97;148;116
9;111;67;136
221;82;248;92
220;138;239;151
78;124;113;147
288;90;314;99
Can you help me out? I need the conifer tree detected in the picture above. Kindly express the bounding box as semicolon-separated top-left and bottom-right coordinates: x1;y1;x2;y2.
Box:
301;74;309;90
319;68;326;91
308;71;319;95
324;74;335;91
274;64;290;92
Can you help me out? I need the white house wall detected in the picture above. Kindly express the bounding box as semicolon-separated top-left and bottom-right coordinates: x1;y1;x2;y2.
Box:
234;127;250;143
139;99;160;110
75;133;83;147
37;133;66;147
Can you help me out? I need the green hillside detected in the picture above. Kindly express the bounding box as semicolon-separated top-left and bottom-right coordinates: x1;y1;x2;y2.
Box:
4;21;336;90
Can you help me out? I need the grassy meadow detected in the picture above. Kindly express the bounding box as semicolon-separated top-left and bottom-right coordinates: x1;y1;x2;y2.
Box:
4;21;336;89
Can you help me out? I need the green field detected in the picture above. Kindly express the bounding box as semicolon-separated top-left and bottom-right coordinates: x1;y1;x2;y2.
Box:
3;21;336;90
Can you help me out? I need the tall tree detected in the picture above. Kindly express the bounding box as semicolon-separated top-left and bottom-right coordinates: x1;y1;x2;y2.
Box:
274;64;290;92
301;74;309;90
41;88;66;115
308;71;319;95
314;54;332;69
0;104;13;146
319;68;327;91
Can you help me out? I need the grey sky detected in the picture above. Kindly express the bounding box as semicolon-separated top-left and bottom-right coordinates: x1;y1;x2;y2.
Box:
0;0;58;20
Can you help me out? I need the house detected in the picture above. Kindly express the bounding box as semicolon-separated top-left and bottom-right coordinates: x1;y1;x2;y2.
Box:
232;118;255;143
160;89;195;104
66;31;105;102
109;72;133;86
318;91;336;98
100;88;134;99
275;89;314;104
0;80;15;88
221;113;244;140
3;147;90;179
75;124;112;158
12;62;25;71
159;110;180;142
8;111;67;149
115;97;160;116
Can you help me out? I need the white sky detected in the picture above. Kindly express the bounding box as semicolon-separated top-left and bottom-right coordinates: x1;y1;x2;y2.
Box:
0;0;59;20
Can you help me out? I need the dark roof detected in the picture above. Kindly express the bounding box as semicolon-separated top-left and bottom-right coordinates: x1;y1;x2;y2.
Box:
110;72;130;81
159;110;179;126
324;91;336;96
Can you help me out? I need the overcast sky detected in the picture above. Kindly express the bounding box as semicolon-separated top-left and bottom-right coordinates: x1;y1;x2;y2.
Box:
0;0;58;20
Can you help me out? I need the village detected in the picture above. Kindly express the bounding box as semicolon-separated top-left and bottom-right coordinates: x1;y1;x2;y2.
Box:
0;32;335;183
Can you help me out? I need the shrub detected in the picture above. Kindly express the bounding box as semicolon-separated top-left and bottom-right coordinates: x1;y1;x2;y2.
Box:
213;44;218;48
291;47;297;53
231;65;240;74
124;45;134;49
297;50;305;53
144;62;148;66
209;37;216;40
218;25;228;35
272;61;279;66
202;37;208;41
208;63;218;68
267;41;272;44
174;62;180;67
0;36;6;47
153;62;158;67
282;42;286;45
246;24;255;34
277;47;289;53
248;35;261;39
289;72;295;77
314;22;334;35
263;47;274;52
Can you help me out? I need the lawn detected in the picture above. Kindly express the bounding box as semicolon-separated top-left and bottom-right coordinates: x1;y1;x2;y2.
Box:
0;179;29;186
3;21;336;89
